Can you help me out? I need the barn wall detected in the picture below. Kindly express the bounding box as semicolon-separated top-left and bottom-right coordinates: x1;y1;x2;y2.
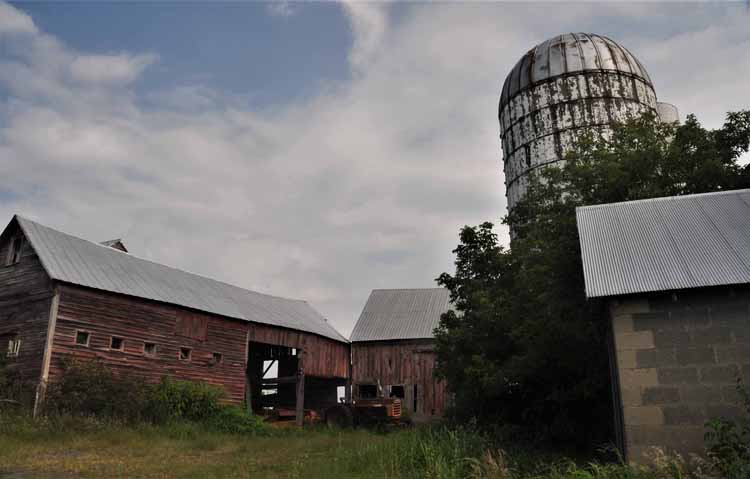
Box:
0;222;54;393
610;285;750;464
49;284;249;404
248;325;349;378
351;339;447;417
47;284;349;405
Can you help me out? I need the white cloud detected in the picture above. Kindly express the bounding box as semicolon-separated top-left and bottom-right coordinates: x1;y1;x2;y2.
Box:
341;1;390;72
0;1;37;35
266;1;297;18
70;53;158;85
0;1;748;336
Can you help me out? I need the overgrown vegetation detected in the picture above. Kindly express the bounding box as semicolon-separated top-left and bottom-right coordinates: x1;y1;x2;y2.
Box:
41;359;271;435
435;111;750;447
704;379;750;479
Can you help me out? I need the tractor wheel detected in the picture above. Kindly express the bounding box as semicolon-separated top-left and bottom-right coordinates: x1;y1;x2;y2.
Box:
324;405;354;428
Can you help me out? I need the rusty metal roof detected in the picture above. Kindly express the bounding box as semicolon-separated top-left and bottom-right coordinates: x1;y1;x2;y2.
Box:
576;189;750;298
350;288;451;342
500;33;653;111
12;216;348;343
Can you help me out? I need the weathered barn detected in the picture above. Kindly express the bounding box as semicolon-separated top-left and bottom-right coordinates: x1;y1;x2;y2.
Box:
0;215;349;422
350;288;450;419
576;189;750;463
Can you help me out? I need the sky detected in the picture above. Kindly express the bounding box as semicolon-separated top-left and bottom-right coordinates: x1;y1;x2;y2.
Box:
1;1;748;336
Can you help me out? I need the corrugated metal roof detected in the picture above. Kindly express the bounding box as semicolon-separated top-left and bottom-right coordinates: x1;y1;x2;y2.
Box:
12;216;348;343
576;189;750;298
500;33;653;111
350;288;450;342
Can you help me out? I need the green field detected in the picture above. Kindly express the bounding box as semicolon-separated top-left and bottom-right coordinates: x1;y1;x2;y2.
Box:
0;416;706;479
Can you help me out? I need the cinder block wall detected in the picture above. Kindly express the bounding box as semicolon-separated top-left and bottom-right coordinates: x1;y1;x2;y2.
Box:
610;286;750;463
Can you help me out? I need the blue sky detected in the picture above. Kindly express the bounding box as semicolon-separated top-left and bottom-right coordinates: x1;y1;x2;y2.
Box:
10;2;352;108
1;1;748;334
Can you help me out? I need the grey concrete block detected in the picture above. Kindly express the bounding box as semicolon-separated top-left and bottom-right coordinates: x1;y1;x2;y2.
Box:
706;404;744;421
658;367;698;385
663;405;706;425
624;406;664;426
617;331;655;350
680;386;723;403
721;385;743;404
710;304;748;324
700;365;740;384
632;312;670;332
654;330;690;348
690;327;733;346
642;386;680;405
636;348;676;369
676;347;716;366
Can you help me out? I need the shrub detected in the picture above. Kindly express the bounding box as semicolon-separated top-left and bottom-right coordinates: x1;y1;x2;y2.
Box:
0;354;37;407
145;376;225;423
207;405;271;435
43;358;149;421
704;379;750;479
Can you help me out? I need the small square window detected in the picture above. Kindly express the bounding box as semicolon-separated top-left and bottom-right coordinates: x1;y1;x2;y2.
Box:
179;347;192;361
212;352;223;364
144;342;157;356
75;331;90;346
6;338;21;358
110;336;124;351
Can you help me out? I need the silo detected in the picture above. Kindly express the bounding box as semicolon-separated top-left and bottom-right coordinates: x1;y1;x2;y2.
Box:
499;33;668;214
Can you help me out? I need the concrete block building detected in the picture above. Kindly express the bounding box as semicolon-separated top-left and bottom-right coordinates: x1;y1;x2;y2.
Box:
576;189;750;462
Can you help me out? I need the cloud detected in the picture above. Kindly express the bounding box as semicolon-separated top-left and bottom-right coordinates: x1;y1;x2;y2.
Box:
69;53;158;85
340;1;390;72
0;1;748;336
0;1;37;35
266;1;297;18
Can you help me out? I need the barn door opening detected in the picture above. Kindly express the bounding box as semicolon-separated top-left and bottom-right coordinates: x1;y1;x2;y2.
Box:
246;342;299;417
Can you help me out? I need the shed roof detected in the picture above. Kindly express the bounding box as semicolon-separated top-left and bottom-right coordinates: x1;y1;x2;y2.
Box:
9;216;347;343
350;288;450;342
576;189;750;298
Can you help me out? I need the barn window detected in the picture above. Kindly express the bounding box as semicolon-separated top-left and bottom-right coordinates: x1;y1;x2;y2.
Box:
110;336;124;351
75;330;90;346
212;352;223;364
6;337;21;358
179;347;192;361
4;236;23;266
143;342;157;356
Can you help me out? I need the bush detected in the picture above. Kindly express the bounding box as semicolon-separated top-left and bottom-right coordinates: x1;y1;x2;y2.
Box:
44;359;150;421
207;405;270;435
145;376;225;423
0;354;37;407
704;379;750;478
40;359;271;435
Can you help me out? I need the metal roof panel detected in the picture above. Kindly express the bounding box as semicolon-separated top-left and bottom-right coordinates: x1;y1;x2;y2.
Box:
576;189;750;298
13;216;347;343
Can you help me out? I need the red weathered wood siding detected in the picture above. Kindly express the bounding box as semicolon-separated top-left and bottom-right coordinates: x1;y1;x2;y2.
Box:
248;325;349;378
0;223;54;389
47;285;350;404
49;285;249;403
351;340;448;417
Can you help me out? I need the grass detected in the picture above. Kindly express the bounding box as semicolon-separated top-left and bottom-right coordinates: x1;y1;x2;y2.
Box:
0;414;714;479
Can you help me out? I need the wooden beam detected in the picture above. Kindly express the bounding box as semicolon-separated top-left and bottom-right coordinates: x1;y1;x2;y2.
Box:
345;360;352;403
295;350;305;428
34;287;60;418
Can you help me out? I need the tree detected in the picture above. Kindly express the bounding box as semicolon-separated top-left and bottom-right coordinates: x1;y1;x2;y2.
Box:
435;110;750;447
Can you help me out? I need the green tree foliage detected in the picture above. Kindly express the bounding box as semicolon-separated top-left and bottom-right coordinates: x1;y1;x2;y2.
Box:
435;111;750;447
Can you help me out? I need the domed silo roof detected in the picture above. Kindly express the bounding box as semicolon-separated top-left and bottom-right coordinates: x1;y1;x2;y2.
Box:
500;33;653;113
498;33;661;220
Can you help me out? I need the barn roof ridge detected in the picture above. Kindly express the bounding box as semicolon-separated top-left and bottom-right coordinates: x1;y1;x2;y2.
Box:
9;215;348;343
